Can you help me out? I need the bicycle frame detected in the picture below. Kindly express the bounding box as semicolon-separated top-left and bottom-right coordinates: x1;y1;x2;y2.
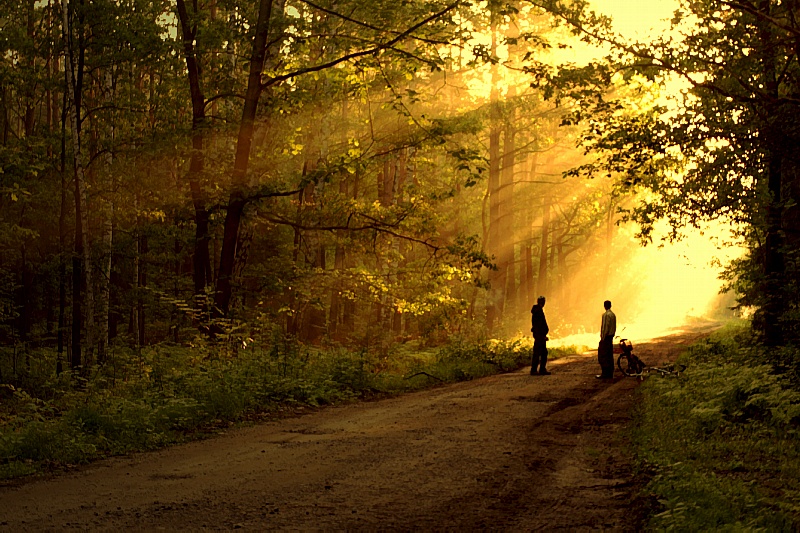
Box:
616;337;686;378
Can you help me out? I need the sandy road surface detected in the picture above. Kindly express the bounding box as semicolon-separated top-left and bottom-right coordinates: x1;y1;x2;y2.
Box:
0;327;713;531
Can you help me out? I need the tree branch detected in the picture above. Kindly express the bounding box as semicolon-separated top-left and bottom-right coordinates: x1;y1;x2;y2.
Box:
262;212;441;249
719;0;800;39
296;0;457;46
204;92;245;109
81;103;144;123
262;1;460;89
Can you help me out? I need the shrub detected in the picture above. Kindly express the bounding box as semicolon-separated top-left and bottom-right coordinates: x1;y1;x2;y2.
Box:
632;321;800;530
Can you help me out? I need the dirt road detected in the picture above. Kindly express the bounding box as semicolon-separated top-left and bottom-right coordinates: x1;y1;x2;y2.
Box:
0;328;711;531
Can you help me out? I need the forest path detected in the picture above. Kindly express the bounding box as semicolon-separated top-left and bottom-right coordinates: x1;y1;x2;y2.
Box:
0;326;714;531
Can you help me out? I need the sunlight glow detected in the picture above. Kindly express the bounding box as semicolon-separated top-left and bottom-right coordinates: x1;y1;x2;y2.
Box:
471;0;741;350
550;220;744;349
591;0;676;39
620;222;741;340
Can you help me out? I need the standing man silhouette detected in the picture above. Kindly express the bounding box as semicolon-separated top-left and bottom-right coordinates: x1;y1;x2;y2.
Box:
597;300;616;379
530;296;550;375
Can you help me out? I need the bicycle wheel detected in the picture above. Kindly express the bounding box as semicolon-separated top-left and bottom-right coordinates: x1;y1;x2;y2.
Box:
632;355;646;374
660;363;686;377
617;353;636;376
617;354;642;376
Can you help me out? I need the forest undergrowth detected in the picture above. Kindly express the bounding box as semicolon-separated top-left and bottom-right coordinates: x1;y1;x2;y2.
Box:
632;321;800;530
0;335;584;481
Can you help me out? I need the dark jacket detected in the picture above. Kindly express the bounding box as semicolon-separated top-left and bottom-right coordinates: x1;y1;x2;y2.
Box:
531;304;549;340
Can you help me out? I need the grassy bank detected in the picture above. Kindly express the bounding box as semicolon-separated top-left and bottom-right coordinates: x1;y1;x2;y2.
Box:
0;337;583;481
632;322;800;530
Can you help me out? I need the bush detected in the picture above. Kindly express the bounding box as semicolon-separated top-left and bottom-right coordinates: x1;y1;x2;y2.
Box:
632;321;800;530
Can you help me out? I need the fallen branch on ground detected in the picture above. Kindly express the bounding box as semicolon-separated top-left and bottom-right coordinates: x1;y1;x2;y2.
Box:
404;371;444;381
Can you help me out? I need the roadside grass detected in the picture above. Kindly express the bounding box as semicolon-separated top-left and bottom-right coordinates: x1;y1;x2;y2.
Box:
631;321;800;530
0;337;585;481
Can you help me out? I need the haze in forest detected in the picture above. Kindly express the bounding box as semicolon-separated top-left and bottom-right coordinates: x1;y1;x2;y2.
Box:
580;0;738;343
509;0;739;345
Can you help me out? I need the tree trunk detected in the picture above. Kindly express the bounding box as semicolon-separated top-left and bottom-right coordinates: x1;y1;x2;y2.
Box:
328;99;349;339
329;243;345;339
171;235;181;343
58;71;67;375
486;15;501;330
97;70;114;364
757;0;786;347
71;253;82;368
232;225;253;310
176;0;213;308
523;153;538;307
500;102;516;316
24;0;36;137
137;231;147;348
131;226;139;350
287;160;313;337
537;196;550;297
392;150;408;337
524;241;533;305
61;0;94;369
303;243;327;342
214;0;275;321
341;168;359;335
763;152;785;346
97;204;112;363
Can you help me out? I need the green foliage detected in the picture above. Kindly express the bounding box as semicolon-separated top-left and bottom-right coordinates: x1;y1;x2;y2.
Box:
632;322;800;530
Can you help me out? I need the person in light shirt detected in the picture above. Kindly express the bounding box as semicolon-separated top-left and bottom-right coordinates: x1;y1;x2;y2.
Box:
597;300;616;379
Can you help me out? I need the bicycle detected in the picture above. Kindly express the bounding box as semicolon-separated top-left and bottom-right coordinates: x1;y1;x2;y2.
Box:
645;362;687;378
615;338;686;378
615;339;644;376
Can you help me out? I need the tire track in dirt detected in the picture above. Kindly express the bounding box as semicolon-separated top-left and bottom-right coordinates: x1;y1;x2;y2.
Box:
0;326;715;531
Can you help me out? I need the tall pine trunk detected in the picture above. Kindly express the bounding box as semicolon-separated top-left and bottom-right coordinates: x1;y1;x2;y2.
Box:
176;0;213;314
61;0;94;369
486;14;501;331
757;0;786;347
537;195;550;297
57;57;67;374
97;69;114;363
500;103;516;317
522;153;538;307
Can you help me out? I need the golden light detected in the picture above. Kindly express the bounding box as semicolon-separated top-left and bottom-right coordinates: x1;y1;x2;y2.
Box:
549;218;743;349
591;0;676;39
460;0;744;346
618;221;743;337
